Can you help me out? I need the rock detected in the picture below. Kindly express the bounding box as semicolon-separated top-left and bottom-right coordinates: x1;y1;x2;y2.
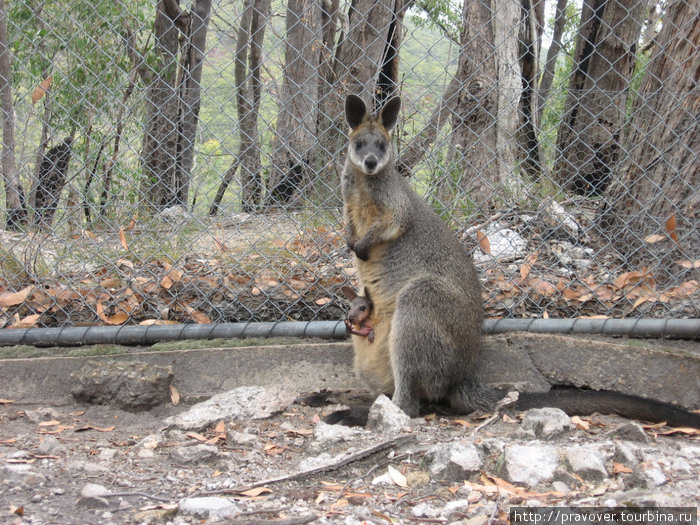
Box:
421;441;483;480
564;444;609;481
502;444;559;486
518;408;574;439
542;199;579;239
228;430;259;446
77;483;110;508
366;395;410;434
298;452;334;471
36;435;63;455
71;360;173;411
98;448;117;461
169;444;220;465
164;385;297;431
412;502;440;518
24;407;64;423
628;461;667;489
312;421;363;446
442;499;470;519
613;441;641;468
1;464;48;486
606;422;649;443
552;468;583;489
178;496;240;520
473;226;527;264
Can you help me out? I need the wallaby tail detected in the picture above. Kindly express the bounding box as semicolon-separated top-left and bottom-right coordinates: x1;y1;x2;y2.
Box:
515;389;700;429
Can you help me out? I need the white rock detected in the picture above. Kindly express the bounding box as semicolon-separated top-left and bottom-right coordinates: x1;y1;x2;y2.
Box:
564;444;610;481
178;496;240;520
367;395;410;435
164;385;297;430
474;226;528;264
519;408;573;438
503;444;559;486
422;441;483;480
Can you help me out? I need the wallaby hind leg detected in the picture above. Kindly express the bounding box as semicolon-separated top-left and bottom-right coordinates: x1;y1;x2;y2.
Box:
389;278;462;417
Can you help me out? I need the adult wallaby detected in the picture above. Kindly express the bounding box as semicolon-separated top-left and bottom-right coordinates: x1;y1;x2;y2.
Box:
339;93;700;429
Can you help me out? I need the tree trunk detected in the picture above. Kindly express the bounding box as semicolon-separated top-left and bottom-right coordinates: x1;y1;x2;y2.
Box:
210;0;269;214
599;0;699;261
31;137;73;229
0;0;28;230
140;0;180;211
266;0;322;207
375;0;411;107
172;0;212;207
449;0;521;214
554;0;644;196
517;0;543;180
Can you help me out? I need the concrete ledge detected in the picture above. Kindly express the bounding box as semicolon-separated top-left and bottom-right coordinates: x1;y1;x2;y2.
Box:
1;334;698;409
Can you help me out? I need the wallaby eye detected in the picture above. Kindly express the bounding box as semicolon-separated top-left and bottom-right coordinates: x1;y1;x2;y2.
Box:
354;140;364;150
359;306;366;312
377;141;386;153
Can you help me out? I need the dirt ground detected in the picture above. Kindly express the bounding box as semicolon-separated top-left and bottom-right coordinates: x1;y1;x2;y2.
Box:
1;387;698;525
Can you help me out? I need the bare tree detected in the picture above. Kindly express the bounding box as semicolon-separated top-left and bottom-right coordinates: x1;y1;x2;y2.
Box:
0;0;28;230
554;0;645;195
209;0;269;214
599;0;699;259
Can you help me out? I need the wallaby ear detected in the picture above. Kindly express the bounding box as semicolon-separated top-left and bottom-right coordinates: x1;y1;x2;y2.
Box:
363;287;371;302
345;95;368;130
379;96;401;133
341;286;358;301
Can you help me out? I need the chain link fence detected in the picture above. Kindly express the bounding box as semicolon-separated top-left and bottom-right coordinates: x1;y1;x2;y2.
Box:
0;0;698;331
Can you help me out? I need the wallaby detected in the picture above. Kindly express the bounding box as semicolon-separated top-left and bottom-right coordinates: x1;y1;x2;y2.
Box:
338;93;700;429
342;286;375;343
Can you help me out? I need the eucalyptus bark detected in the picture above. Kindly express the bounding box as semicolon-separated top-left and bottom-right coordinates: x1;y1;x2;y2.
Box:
554;0;644;195
599;0;699;260
140;0;180;211
0;0;28;230
267;0;322;207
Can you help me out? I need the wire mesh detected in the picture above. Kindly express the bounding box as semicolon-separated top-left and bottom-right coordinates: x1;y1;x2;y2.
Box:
0;0;698;330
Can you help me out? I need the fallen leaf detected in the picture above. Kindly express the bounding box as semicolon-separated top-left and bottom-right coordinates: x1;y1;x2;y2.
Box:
124;218;137;231
476;230;491;255
37;420;62;427
170;385;180;406
665;214;679;243
0;286;33;307
612;462;633;474
8;313;41;329
213;420;226;434
656;427;700;436
239;487;272;497
119;227;129;251
644;234;666;244
570;415;591;431
387;465;408;488
315;297;332;306
31;76;53;103
0;398;15;405
520;252;538;281
139;319;181;326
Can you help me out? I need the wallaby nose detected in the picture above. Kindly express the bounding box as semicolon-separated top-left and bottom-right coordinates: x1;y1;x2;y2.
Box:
364;156;378;172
